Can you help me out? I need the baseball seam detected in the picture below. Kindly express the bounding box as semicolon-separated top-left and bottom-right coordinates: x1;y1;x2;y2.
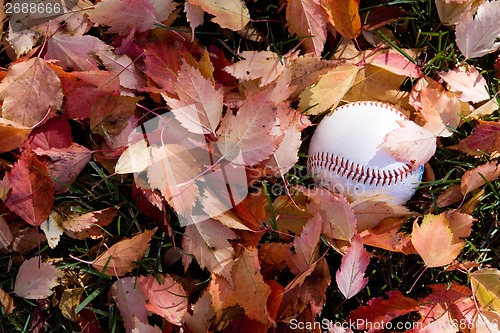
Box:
308;151;413;186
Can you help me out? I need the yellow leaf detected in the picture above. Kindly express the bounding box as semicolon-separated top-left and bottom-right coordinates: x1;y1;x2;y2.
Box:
187;0;250;31
471;268;500;312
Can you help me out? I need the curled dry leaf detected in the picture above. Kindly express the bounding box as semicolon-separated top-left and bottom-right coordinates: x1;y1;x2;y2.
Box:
138;274;188;326
461;160;500;195
0;216;14;250
14;256;61;299
92;228;156;276
0;287;15;314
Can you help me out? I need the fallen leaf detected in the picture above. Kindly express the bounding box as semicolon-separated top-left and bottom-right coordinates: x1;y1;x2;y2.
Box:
0;118;32;153
321;0;362;39
0;287;15;314
456;1;500;59
288;213;322;276
14;256;61;299
46;35;109;71
181;219;237;283
217;92;278;166
5;148;54;226
351;199;412;231
184;2;205;40
184;289;215;333
138;274;188;326
471;268;500;312
209;247;273;325
298;63;359;114
131;319;162;333
411;213;464;267
439;65;490;103
336;234;369;299
187;0;250;31
96;49;147;90
0;57;63;127
347;291;420;332
435;0;477;25
28;115;72;150
93;229;156;276
163;61;223;134
224;51;290;87
417;88;461;137
59;288;84;321
450;120;500;157
368;51;422;78
379;119;436;168
90;95;141;137
40;216;64;249
0;216;14;249
461;160;500;195
466;97;499;120
111;277;149;333
286;0;327;56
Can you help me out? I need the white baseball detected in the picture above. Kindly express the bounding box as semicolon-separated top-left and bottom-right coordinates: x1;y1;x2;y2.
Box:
307;101;424;205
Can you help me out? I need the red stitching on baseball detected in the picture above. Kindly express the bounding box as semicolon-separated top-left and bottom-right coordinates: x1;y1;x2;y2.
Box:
308;152;413;186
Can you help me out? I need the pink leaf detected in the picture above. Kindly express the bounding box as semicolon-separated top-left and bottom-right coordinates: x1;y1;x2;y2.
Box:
138;274;188;326
286;0;327;56
369;50;423;78
335;234;369;299
14;257;61;299
111;277;149;333
418;88;461;137
184;3;204;40
186;0;250;31
438;65;489;103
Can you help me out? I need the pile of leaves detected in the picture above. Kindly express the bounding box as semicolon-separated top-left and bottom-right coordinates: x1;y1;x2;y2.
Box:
0;0;499;332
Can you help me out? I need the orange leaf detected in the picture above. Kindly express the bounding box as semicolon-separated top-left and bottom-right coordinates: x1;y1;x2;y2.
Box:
92;229;156;276
209;247;273;325
461;160;500;195
322;0;362;39
187;0;250;31
411;214;464;267
286;0;327;56
0;118;31;153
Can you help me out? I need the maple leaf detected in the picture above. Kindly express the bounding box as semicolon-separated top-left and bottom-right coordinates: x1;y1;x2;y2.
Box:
186;0;250;31
411;213;464;267
336;234;369;299
450;120;500;157
5;148;54;226
46;35;109;71
286;0;327;56
111;277;149;333
0;58;63;127
138;274;188;326
471;268;500;312
14;256;61;299
438;65;490;103
378;119;436;168
298;63;359;114
461;160;500;195
456;1;500;59
217;93;279;166
224;51;292;87
0;118;32;153
321;0;362;39
181;219;237;283
347;291;420;332
209;247;273;325
163;61;223;134
92;229;156;276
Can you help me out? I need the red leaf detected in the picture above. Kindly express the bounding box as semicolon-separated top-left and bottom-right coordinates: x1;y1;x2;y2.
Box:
5;148;54;226
138;274;188;326
336;234;369;299
28;116;72;150
450;120;500;157
110;277;149;333
347;291;420;332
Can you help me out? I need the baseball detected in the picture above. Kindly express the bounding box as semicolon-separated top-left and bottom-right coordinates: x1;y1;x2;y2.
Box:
307;101;424;205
